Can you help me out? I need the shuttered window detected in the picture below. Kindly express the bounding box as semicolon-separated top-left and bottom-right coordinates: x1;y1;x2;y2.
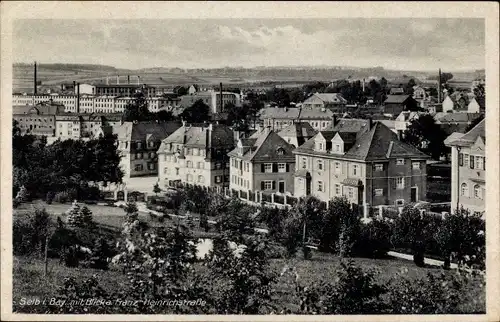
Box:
470;155;474;169
459;153;463;166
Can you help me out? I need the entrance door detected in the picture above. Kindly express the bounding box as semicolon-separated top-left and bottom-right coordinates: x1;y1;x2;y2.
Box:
278;181;285;193
411;187;418;203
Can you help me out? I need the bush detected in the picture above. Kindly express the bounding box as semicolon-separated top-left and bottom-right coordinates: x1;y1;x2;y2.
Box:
45;191;55;204
53;191;70;204
13;208;51;256
89;237;112;270
354;218;392;258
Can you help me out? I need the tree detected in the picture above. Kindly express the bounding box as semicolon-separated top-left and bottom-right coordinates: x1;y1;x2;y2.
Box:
152;110;175;122
335;199;361;257
434;207;485;269
291;196;325;259
391;206;438;266
123;90;152;122
124;201;139;223
80;205;94;228
153;183;161;196
180;99;210;123
216;197;255;244
402;114;448;160
225;102;249;131
465;114;484;133
66;201;84;228
441;72;454;84
404;79;416;95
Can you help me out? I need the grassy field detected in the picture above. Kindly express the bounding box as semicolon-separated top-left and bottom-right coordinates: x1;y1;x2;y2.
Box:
13;250;485;314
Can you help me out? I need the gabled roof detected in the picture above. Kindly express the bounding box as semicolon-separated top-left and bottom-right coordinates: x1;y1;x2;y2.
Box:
310;93;347;104
294;122;429;161
114;121;182;142
445;118;485;147
228;129;295;162
158;123;234;151
336;132;357;144
328;118;371;136
298;107;334;119
384;95;412;104
436;112;483;124
389;87;405;95
259;107;300;120
277;122;317;139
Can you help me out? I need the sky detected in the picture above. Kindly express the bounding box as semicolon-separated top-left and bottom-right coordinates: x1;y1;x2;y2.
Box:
13;18;485;71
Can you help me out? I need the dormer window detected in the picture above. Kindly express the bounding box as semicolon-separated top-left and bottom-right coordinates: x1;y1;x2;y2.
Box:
276;147;285;155
396;159;405;166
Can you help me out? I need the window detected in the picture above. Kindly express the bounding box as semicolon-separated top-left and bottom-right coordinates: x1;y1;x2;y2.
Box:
149;141;154;148
335;184;341;195
137;142;142;149
396;177;405;189
301;157;307;169
334;162;341;174
149;152;155;159
463;154;469;167
136;153;142;159
334;144;340;152
352;164;359;176
277;148;285;155
375;189;383;197
263;180;273;190
198;175;205;184
186;161;192;168
164;167;169;175
148;163;155;170
476;156;484;170
215;176;222;183
186;148;191;155
348;188;354;199
215;162;221;170
469;155;475;169
264;163;273;173
317;181;323;192
317;160;324;170
193;148;199;156
412;162;420;170
374;164;383;171
175;168;179;175
474;185;482;199
395;199;405;206
198;162;204;169
187;174;193;182
134;164;143;171
278;163;286;173
396;159;405;166
317;142;324;151
461;183;469;197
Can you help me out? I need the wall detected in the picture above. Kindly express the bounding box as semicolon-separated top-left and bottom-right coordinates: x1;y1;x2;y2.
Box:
456;145;485;213
251;161;295;194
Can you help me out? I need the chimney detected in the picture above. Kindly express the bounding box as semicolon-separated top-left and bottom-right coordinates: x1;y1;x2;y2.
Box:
219;82;223;113
332;115;338;127
34;61;37;95
127;75;130;84
77;83;80;113
438;68;442;103
73;81;76;95
117;76;120;85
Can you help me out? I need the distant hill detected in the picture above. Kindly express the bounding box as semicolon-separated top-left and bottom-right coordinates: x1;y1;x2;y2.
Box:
14;63;119;72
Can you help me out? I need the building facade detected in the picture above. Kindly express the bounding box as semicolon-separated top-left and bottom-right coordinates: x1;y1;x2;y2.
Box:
383;95;419;117
179;91;241;114
157;123;235;188
277;122;317;148
259;107;335;132
114;121;182;179
293;120;430;216
228;129;296;195
445;119;485;214
13;103;62;136
301;93;347;110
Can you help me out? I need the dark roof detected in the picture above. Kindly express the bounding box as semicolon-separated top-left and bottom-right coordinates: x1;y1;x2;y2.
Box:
337;132;357;144
228;129;295;162
277;122;317;139
13;104;63;116
159;124;234;151
114;121;182;142
384;95;412;104
295;122;429;161
436;113;483;123
329;118;371;135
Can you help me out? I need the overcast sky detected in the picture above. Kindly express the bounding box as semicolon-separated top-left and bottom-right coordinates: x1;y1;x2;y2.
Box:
13;18;484;71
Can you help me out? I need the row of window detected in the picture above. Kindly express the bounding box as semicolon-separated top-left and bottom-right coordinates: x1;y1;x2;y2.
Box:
459;154;485;170
461;183;483;199
302;158;421;174
261;163;288;173
132;152;156;160
313;177;406;194
232;175;250;189
134;163;156;171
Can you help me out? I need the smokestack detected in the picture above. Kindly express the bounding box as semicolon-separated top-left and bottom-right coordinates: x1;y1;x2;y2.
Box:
77;83;80;113
116;75;120;85
220;82;223;112
362;78;365;92
73;81;76;95
34;61;37;94
438;68;442;103
128;75;130;84
137;76;140;86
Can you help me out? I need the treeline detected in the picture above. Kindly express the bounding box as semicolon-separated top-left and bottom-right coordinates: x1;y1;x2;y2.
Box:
12;120;123;203
14;63;118;72
14;194;485;314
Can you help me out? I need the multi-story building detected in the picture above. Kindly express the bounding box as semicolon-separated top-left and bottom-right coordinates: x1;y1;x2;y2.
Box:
228;128;296;195
277;122;317;148
412;86;432;109
293;119;430;216
55;113;82;140
394;111;426;135
13;94;78;112
94;84;157;97
179;91;241;114
113;121;182;179
445;119;485;214
434;112;483;136
259;107;334;132
301;93;347;110
157;123;234;188
13;103;63;136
